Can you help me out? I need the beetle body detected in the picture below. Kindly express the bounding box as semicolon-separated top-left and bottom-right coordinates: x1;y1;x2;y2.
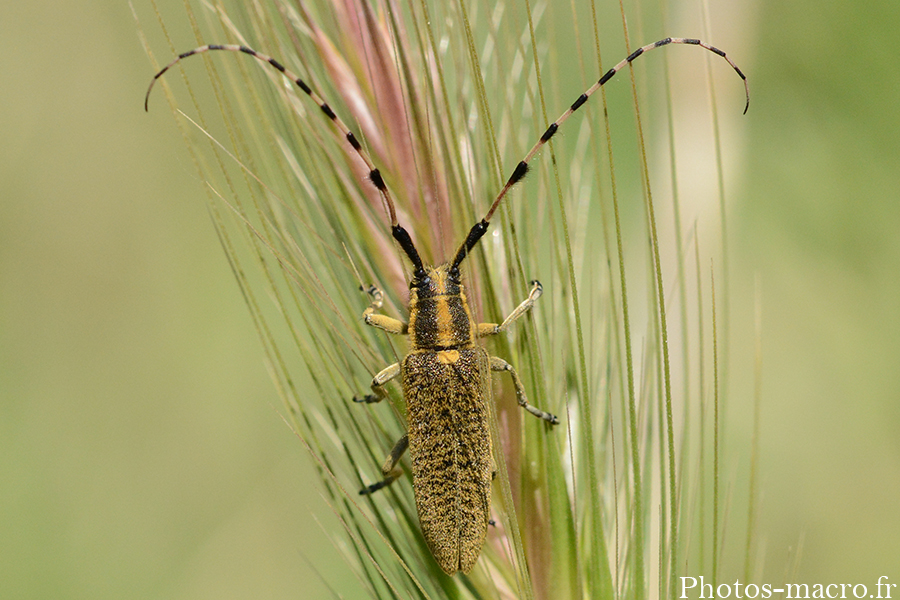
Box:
358;260;553;574
405;265;493;573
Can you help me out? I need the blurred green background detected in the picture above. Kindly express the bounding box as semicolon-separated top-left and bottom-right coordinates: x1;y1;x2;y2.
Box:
2;0;898;598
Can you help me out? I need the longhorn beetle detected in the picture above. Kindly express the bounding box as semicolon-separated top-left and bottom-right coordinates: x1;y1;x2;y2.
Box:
146;36;748;575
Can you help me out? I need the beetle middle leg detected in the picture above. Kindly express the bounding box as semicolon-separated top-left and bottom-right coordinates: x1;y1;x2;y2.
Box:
490;356;559;425
359;433;409;495
352;362;400;404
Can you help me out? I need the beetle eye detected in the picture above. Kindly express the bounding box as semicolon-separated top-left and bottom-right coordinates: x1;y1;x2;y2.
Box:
409;275;431;289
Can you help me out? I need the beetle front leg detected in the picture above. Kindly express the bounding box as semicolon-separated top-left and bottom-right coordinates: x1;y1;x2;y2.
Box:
490;356;559;425
352;362;400;404
361;284;407;335
354;285;405;403
359;434;409;495
477;280;542;337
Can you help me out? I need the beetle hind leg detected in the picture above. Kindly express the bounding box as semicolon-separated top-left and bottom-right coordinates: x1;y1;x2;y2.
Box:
359;434;409;495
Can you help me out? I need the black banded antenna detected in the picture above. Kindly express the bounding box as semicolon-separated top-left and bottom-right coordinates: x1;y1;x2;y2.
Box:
146;38;748;274
450;37;749;266
144;44;429;276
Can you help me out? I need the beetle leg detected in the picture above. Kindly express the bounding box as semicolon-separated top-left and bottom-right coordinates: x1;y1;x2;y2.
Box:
489;356;559;424
352;362;400;404
477;280;542;337
359;434;409;495
361;284;408;335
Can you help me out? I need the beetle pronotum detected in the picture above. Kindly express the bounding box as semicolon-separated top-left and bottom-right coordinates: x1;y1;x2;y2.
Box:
146;35;748;575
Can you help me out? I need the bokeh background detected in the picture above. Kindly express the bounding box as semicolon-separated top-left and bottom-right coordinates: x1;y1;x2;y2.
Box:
2;0;898;598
